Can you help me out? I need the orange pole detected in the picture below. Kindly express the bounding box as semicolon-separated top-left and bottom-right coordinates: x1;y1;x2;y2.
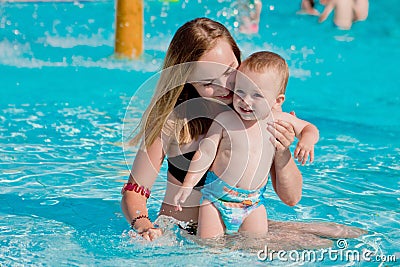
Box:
114;0;143;58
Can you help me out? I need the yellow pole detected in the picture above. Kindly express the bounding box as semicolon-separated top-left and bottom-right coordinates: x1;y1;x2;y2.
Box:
114;0;143;58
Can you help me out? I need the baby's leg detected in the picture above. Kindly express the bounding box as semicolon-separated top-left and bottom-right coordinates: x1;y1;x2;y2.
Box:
353;0;369;21
333;0;355;29
197;200;225;238
239;205;268;234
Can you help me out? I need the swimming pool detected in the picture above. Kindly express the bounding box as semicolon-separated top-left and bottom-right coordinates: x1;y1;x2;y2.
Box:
1;0;399;265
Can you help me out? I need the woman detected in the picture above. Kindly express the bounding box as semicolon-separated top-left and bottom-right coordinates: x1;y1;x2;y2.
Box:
121;18;364;243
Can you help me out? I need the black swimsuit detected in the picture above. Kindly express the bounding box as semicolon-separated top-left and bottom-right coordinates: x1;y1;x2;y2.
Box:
167;151;207;187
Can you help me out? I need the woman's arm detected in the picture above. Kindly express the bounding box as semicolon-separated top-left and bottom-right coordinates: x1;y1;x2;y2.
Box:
121;136;165;240
268;120;302;206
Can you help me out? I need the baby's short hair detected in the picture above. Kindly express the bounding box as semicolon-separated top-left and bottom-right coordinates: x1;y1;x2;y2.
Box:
241;51;289;94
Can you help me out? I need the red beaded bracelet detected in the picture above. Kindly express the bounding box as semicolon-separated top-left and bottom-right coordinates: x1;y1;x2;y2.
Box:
121;182;151;199
130;214;150;229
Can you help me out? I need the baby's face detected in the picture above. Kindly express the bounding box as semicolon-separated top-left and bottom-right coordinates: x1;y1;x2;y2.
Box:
233;67;280;121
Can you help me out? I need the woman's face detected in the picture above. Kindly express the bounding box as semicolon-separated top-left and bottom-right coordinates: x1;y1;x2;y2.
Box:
189;39;239;105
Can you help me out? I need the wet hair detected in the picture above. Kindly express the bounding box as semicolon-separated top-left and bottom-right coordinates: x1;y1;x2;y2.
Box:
241;51;289;94
131;18;241;147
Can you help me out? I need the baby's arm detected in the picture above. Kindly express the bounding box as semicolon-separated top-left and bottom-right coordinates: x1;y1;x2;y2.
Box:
319;0;335;23
275;112;319;165
299;0;320;16
173;119;224;211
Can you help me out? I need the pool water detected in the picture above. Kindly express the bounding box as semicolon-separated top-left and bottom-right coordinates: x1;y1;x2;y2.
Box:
1;0;399;265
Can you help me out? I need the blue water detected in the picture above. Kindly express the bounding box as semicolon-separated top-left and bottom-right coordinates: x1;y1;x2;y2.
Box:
1;0;399;266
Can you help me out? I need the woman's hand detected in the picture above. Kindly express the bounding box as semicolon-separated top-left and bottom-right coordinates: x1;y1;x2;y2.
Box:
267;120;295;153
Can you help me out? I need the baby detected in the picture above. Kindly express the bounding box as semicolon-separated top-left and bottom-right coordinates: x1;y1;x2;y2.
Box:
174;51;319;238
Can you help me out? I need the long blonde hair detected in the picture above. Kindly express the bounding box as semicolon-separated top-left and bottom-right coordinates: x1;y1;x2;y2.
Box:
131;18;241;147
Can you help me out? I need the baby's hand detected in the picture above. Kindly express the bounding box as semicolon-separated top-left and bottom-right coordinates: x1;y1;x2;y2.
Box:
294;140;314;165
173;186;193;211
